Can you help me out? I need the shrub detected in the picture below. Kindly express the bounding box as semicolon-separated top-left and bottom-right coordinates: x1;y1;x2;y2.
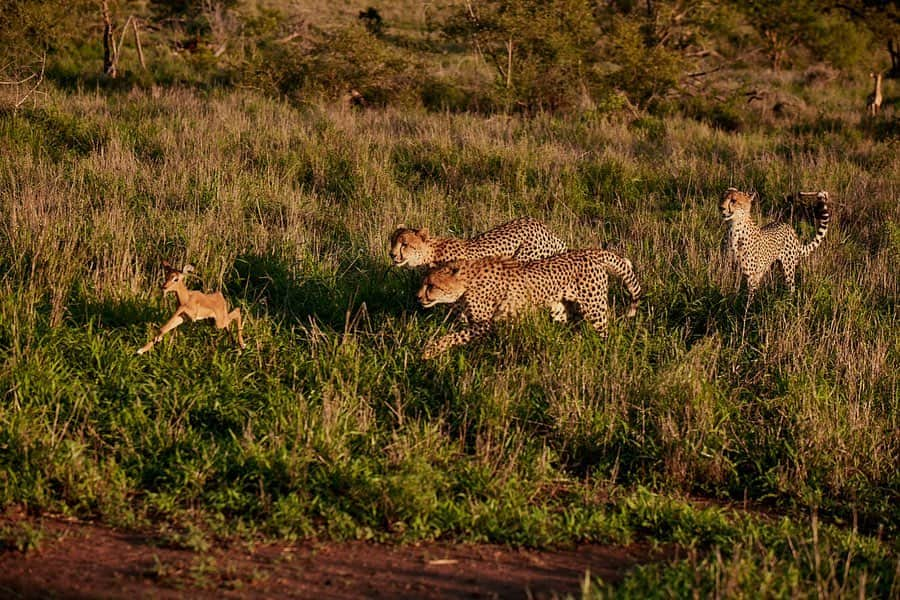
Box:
255;24;423;107
441;0;605;113
598;16;684;110
806;14;874;70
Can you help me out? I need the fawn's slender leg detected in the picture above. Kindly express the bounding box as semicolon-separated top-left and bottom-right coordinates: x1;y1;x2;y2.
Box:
137;312;185;354
228;308;245;348
215;307;246;349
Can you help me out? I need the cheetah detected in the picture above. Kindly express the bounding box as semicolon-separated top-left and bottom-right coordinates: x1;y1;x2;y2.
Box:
720;188;830;302
416;250;641;359
389;217;566;269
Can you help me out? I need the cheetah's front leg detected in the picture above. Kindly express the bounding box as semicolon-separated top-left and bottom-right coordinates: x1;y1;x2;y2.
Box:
423;322;492;359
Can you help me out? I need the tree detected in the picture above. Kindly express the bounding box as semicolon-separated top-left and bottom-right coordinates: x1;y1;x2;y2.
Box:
735;0;820;70
830;0;900;76
442;0;602;112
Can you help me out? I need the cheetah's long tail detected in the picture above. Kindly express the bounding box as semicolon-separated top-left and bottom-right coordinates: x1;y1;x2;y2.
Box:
799;192;831;258
600;252;641;318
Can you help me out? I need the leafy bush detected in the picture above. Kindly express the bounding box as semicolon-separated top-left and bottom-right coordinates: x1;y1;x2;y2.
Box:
806;14;874;70
0;0;95;72
255;24;423;107
598;16;685;109
441;0;604;113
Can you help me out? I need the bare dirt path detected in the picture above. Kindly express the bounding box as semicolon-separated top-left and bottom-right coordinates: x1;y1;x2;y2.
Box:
0;513;660;599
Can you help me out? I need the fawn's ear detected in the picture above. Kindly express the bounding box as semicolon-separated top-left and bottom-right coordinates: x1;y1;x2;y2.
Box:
182;264;195;273
162;260;172;269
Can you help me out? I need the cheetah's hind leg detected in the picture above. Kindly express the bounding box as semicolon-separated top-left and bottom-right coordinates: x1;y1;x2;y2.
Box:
776;259;797;294
576;295;609;337
549;302;568;323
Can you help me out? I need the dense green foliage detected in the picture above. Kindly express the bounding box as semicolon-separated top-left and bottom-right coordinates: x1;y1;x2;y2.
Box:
1;0;898;596
1;0;897;112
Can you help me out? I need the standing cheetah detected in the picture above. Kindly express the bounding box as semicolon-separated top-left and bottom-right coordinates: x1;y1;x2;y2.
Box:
389;217;566;268
720;188;830;301
417;250;641;359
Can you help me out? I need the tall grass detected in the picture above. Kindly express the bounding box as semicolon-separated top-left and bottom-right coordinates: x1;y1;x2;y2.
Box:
0;79;897;594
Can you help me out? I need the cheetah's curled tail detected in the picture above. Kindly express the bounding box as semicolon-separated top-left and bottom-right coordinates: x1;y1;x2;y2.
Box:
599;252;641;318
799;192;831;258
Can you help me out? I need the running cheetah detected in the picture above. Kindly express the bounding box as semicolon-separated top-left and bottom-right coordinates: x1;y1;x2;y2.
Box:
720;188;830;301
389;217;566;268
417;250;641;359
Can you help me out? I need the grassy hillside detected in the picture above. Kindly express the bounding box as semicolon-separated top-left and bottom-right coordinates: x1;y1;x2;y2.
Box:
0;73;898;595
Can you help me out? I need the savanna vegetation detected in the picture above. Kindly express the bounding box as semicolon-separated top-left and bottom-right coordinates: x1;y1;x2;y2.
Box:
1;0;898;597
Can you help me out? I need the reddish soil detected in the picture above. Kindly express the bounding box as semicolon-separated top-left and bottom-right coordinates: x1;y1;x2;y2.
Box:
0;513;660;599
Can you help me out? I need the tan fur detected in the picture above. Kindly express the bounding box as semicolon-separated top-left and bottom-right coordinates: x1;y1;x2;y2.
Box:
389;217;566;268
137;261;246;355
720;188;830;302
417;250;641;359
867;72;883;116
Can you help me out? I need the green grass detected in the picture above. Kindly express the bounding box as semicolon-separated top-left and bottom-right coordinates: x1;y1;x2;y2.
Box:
0;79;897;595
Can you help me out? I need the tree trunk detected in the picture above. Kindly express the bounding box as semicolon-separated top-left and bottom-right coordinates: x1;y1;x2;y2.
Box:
102;0;117;77
889;39;900;79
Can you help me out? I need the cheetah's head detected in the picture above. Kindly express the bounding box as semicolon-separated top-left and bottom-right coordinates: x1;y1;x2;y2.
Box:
389;226;434;268
417;263;467;308
720;188;753;222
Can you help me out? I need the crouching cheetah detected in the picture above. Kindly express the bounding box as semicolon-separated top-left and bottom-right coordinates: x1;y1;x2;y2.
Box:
417;250;641;359
389;217;566;268
720;187;830;300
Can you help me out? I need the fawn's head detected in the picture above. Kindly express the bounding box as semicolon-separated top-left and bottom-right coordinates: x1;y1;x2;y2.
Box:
161;261;194;294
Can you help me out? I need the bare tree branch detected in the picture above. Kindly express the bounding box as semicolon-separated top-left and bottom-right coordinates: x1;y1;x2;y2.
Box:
132;18;146;69
0;73;38;86
102;0;117;77
1;52;47;110
686;65;725;78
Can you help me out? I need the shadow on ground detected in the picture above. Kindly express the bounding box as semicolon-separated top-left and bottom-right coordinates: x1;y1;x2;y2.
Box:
226;251;422;330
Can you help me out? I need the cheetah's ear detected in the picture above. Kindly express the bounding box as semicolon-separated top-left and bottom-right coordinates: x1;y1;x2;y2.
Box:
397;223;407;230
419;227;430;240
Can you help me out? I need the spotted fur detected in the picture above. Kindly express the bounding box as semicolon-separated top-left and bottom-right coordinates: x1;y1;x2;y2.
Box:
389;217;566;268
720;188;830;300
417;250;641;359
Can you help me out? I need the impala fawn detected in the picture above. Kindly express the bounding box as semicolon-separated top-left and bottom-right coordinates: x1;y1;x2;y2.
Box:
867;72;884;116
137;261;245;355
